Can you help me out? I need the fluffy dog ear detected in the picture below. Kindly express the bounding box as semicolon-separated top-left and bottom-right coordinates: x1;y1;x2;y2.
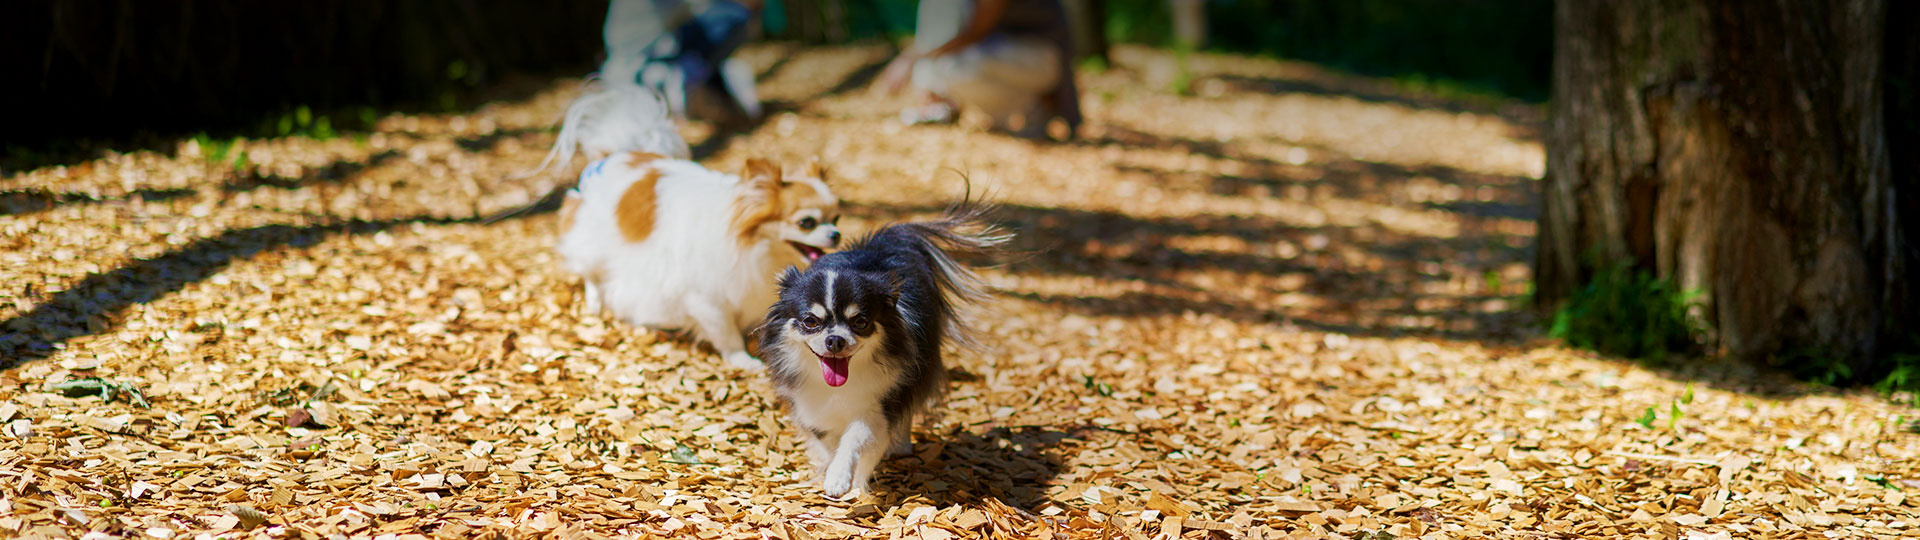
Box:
803;160;828;185
731;158;785;243
743;158;782;185
776;266;804;290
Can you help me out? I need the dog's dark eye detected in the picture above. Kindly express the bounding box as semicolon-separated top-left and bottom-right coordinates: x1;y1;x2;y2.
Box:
799;314;822;331
849;314;870;331
798;217;818;231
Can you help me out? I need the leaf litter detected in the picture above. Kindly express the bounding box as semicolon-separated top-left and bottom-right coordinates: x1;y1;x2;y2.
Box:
2;43;1916;539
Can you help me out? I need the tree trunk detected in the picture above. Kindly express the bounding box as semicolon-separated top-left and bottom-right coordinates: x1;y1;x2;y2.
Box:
1062;0;1110;64
1538;0;1912;372
1168;0;1205;49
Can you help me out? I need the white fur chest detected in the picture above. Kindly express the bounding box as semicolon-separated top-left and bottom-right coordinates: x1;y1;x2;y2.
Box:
784;348;901;432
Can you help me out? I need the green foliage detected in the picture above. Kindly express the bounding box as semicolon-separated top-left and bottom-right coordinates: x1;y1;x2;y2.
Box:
666;442;704;465
1633;407;1657;429
46;377;150;408
1082;375;1114;397
1550;261;1703;361
1868;474;1900;491
1077;56;1110;75
1875;354;1920;404
191;133;237;164
1633;385;1693;432
1170;43;1195;96
1103;0;1551;101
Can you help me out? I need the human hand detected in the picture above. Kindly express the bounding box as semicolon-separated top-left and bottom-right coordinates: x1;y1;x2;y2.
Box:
877;52;920;95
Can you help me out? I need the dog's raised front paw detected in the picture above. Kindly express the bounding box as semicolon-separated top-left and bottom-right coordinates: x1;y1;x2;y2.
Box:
725;351;764;370
822;471;858;500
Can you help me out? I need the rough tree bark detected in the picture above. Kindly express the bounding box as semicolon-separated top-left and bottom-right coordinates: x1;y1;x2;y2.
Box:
1061;0;1110;64
1538;0;1913;372
1168;0;1206;49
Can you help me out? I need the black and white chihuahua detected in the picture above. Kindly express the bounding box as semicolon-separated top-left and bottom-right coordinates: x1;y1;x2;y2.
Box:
759;202;1007;499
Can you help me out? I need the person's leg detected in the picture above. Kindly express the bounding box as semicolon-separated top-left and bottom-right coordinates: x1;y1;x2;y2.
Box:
926;37;1062;134
901;58;964;125
680;1;762;124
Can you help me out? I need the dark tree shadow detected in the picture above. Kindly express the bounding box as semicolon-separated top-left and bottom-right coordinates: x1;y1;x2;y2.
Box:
816;55;891;101
0;209;546;368
850;200;1534;343
0;187;195;217
220;150;401;193
869;425;1073;513
1204;74;1544;132
455;127;551;153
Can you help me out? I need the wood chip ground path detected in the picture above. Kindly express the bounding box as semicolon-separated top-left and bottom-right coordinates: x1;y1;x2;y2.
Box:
2;44;1915;540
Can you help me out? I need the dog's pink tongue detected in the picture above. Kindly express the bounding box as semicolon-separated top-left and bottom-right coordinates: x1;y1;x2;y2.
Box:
820;356;850;387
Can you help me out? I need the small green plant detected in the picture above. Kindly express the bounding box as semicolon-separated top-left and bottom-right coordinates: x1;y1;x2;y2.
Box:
1550;260;1702;360
1875;352;1920;403
1633;406;1657;429
1081;375;1114;397
1867;474;1899;490
665;442;703;465
191;133;237;164
1774;346;1856;387
1633;384;1693;431
1077;56;1110;75
1169;44;1195;96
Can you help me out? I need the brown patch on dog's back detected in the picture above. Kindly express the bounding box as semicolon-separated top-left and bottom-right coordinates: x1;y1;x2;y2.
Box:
616;169;662;243
622;151;666;169
558;193;583;235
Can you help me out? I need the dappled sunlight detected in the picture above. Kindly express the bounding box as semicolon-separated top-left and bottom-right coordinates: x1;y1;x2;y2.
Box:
1097;46;1546;180
2;39;1912;540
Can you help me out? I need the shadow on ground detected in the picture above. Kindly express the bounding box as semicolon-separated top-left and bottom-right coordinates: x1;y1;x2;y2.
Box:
0;187;197;217
872;425;1073;512
854;199;1532;343
0;208;550;368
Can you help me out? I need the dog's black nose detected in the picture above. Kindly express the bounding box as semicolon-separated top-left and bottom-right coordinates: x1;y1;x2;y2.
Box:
828;230;842;246
825;335;847;354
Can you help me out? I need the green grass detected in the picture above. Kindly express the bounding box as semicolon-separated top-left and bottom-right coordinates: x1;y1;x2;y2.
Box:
1170;43;1196;96
1550;261;1703;361
1554;262;1918;401
1872;352;1920;404
1103;0;1551;102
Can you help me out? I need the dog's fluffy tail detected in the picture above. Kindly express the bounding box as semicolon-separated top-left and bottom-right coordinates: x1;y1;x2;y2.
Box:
513;77;690;181
888;198;1011;352
486;77;690;223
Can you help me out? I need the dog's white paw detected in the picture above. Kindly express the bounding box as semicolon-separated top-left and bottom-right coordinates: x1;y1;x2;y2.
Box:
822;471;857;500
724;351;764;370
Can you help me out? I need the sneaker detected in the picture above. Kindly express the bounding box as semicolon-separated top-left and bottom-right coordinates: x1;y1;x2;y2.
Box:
899;102;958;125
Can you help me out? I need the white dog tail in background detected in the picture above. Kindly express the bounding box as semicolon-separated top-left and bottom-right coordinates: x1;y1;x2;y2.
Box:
487;77;690;223
514;78;690;181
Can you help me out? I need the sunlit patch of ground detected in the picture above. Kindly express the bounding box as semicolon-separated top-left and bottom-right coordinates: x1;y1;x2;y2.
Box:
1;43;1913;540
